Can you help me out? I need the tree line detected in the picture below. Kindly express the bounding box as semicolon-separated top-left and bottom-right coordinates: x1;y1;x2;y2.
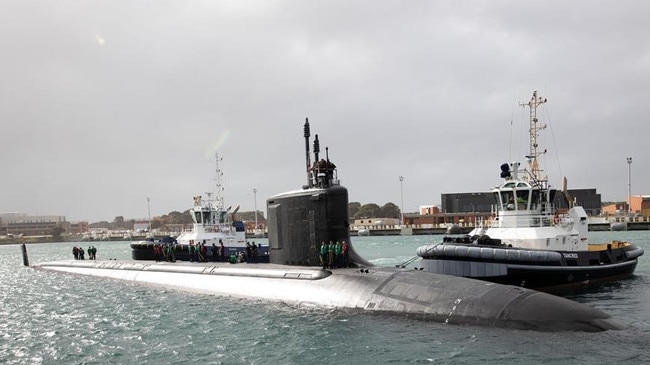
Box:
90;202;401;230
90;210;267;231
349;202;401;220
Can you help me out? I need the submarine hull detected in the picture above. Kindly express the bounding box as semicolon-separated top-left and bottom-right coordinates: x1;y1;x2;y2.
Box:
34;260;624;332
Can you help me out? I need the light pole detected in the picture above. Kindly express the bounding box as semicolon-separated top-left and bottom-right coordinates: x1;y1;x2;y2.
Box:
253;188;258;230
146;197;151;232
627;157;632;216
399;176;404;226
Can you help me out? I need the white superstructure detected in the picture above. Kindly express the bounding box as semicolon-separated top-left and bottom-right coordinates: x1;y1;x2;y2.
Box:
468;91;588;251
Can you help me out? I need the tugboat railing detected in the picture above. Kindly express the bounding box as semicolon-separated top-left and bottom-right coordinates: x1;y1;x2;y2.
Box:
492;213;560;228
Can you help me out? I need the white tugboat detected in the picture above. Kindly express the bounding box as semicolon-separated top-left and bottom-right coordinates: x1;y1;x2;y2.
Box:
417;91;644;293
131;155;268;262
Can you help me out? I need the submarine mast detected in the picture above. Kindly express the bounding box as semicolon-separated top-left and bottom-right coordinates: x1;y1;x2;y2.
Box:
303;118;312;188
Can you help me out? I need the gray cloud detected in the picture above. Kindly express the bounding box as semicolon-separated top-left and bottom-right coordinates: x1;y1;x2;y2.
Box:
2;0;648;222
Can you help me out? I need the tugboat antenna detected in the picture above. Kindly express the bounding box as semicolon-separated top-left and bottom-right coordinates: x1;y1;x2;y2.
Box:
519;91;547;182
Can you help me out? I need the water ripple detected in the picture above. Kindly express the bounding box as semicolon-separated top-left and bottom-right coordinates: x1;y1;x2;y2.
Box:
2;240;650;364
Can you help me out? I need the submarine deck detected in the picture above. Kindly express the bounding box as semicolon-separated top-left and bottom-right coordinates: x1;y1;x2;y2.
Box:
36;259;336;280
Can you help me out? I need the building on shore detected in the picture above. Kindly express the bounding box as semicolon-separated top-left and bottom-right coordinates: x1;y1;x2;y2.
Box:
440;188;602;216
398;189;605;227
0;213;71;237
602;195;650;218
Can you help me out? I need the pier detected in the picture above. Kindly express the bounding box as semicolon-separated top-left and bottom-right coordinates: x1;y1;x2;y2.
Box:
350;219;650;236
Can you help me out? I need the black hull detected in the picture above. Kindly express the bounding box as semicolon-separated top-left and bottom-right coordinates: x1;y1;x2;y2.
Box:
418;243;643;294
486;261;638;292
130;243;270;263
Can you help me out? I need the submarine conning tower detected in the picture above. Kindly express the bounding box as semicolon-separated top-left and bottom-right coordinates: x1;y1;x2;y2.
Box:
266;118;372;267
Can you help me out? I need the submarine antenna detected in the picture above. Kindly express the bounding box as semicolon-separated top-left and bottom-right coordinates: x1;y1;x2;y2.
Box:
303;118;312;188
313;134;320;163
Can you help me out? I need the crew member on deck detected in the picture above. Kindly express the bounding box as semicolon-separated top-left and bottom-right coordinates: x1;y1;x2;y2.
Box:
327;241;334;269
251;242;258;263
245;242;252;263
219;240;225;262
320;241;328;268
334;241;342;268
199;241;207;262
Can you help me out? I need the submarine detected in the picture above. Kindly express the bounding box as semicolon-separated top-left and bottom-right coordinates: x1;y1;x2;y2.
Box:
32;119;624;332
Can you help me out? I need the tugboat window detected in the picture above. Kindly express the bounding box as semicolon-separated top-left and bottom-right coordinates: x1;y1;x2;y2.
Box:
516;190;529;210
502;191;515;210
531;190;540;210
493;192;501;209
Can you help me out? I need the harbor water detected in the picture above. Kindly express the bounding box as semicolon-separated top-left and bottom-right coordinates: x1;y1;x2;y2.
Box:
2;231;649;364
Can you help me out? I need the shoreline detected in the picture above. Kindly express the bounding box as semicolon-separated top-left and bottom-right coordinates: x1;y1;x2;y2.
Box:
3;221;649;245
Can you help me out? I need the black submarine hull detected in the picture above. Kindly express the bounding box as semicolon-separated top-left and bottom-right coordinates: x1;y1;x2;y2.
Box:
34;260;623;332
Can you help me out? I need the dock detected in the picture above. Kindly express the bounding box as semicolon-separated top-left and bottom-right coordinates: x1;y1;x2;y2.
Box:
350;221;650;236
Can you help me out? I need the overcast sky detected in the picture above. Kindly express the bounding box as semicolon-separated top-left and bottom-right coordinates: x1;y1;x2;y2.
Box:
2;0;649;222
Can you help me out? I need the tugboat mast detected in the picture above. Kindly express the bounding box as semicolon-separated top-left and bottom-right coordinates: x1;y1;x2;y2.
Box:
213;153;225;209
519;91;547;182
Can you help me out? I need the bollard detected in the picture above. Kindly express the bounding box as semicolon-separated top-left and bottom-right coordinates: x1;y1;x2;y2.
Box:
21;243;29;266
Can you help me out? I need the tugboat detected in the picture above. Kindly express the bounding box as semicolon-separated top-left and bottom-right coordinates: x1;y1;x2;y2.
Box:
131;155;269;262
417;91;644;293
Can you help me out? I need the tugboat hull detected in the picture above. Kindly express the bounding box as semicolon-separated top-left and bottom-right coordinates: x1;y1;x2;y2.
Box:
417;243;643;293
130;242;270;263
